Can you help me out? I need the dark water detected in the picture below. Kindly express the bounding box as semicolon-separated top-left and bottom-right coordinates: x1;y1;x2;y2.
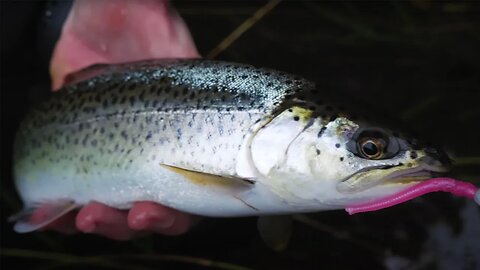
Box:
1;1;479;269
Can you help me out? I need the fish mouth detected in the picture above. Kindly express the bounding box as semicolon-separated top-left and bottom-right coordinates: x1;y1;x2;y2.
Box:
336;158;449;194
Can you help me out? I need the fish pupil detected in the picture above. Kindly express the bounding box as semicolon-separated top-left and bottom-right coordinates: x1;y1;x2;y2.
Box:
362;141;378;156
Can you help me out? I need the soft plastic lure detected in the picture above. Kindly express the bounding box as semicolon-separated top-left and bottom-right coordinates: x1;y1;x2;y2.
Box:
346;177;480;214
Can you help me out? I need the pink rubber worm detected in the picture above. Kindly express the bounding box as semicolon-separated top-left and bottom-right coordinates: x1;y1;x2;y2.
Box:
346;177;480;215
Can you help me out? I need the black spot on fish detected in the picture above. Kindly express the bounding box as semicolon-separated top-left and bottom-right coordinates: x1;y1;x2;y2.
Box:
82;134;89;147
316;149;321;155
117;84;127;93
149;85;156;94
91;139;98;147
340;157;344;161
121;130;128;140
108;133;115;140
129;96;136;106
335;143;341;148
293;116;300;121
114;122;119;128
145;133;152;140
410;151;418;159
176;128;182;140
100;127;105;134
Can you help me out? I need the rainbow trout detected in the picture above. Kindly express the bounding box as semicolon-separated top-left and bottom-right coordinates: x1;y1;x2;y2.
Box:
12;59;452;233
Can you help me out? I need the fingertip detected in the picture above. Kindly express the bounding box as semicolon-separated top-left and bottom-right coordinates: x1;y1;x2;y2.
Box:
75;202;137;240
128;202;196;236
159;211;193;236
75;202;103;233
128;201;175;231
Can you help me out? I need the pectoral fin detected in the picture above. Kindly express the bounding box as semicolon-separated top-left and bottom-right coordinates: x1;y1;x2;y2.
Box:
9;199;77;233
257;215;293;252
161;164;259;211
160;164;254;189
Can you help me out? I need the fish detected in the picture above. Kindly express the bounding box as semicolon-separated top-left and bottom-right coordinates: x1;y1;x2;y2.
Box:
11;59;453;235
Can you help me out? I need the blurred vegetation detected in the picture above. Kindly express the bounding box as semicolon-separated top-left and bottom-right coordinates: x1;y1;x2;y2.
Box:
1;1;479;269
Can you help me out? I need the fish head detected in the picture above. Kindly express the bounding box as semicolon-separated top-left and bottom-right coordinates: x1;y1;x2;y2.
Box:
251;106;451;209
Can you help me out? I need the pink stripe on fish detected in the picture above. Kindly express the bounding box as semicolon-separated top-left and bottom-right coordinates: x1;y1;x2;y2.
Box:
346;178;480;215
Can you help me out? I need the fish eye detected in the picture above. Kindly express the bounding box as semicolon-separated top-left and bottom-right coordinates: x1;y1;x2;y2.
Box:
346;127;400;160
358;138;385;159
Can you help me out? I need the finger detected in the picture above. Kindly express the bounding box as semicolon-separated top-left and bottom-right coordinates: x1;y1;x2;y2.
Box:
50;0;199;90
75;201;140;240
128;201;198;236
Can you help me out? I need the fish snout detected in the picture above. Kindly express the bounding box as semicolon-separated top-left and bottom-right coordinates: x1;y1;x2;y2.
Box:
419;147;452;173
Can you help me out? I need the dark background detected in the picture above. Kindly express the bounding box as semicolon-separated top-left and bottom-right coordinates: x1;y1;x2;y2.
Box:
1;1;479;269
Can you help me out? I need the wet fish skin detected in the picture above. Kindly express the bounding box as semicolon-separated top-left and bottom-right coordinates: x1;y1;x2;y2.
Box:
13;59;315;217
15;59;314;176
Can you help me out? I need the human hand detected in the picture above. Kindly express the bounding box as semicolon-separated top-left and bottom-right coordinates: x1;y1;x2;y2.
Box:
45;0;200;240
